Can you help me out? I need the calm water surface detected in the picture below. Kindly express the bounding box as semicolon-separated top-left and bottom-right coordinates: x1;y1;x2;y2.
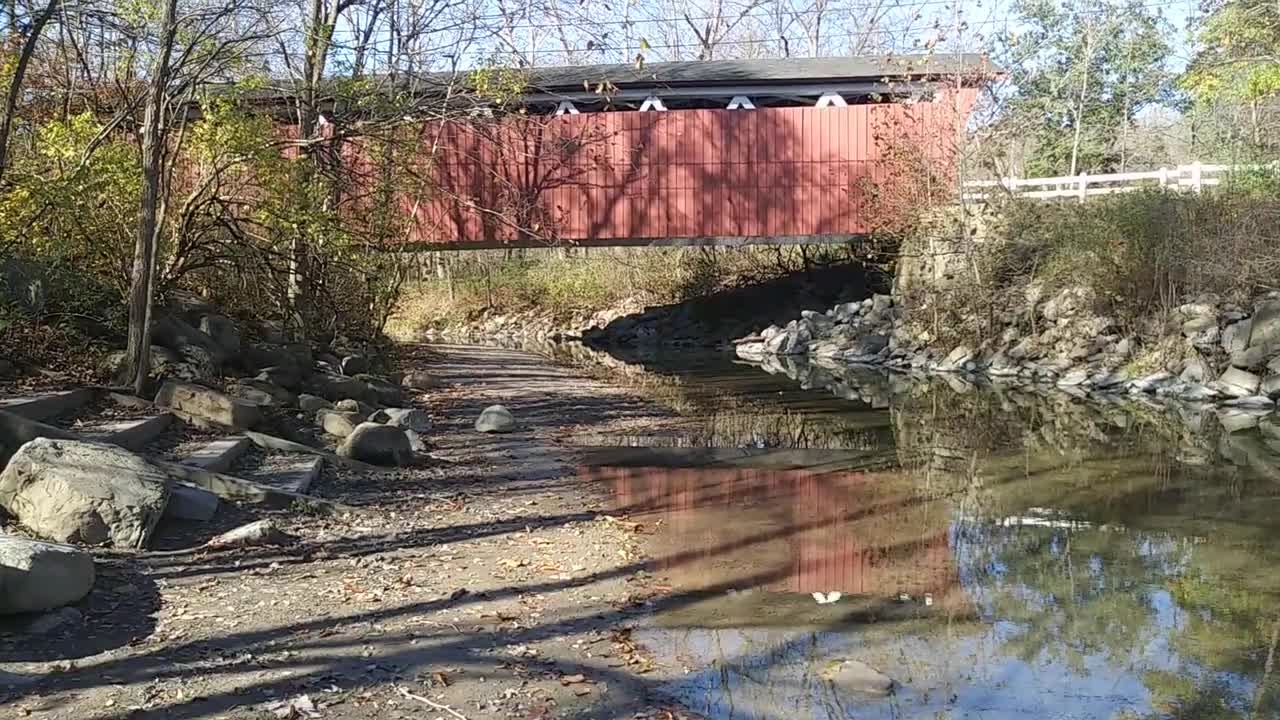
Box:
572;348;1280;720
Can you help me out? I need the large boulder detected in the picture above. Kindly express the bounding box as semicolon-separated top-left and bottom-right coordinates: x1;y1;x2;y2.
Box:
1249;299;1280;354
0;536;95;614
340;355;370;376
0;438;170;548
152;312;227;371
198;314;241;358
102;345;205;383
475;405;516;433
1216;367;1262;398
1222;318;1253;356
337;422;413;466
227;379;295;408
256;365;303;391
355;374;405;406
243;342;312;374
309;372;372;404
155;381;262;430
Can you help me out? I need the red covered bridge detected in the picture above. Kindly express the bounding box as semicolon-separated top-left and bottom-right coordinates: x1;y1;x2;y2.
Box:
389;54;995;248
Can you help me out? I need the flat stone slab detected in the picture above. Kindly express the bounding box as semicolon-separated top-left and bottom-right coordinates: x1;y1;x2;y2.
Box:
164;484;219;522
0;389;95;421
242;455;324;495
81;414;174;451
179;436;252;474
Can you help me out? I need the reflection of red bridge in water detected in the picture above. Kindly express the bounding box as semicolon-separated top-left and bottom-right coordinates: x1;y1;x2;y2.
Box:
582;463;963;604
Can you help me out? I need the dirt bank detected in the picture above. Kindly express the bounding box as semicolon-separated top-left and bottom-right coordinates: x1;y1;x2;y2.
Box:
0;344;698;720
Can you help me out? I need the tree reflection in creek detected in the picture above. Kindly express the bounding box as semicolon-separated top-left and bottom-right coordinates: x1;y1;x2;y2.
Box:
578;383;1280;719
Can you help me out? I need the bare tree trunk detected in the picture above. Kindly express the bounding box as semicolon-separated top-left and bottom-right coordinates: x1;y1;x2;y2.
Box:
1068;27;1093;176
0;0;59;186
125;0;178;396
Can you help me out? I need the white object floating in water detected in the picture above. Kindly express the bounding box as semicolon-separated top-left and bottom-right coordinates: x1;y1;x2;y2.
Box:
812;591;843;605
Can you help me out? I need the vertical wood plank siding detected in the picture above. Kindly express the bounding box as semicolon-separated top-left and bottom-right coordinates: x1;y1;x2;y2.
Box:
406;89;976;247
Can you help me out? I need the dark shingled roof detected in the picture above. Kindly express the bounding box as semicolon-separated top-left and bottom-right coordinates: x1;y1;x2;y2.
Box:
516;54;999;92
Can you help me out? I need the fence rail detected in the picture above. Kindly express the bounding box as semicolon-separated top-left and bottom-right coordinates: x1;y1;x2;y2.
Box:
961;162;1272;202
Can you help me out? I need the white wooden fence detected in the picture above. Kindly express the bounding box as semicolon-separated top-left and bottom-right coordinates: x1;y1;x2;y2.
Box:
961;162;1267;202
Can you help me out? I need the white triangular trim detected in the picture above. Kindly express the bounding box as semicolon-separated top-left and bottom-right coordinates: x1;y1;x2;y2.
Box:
639;95;668;112
726;95;756;110
554;100;580;115
815;92;848;108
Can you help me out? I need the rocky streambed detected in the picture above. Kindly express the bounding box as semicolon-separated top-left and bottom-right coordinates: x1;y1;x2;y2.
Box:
734;288;1280;424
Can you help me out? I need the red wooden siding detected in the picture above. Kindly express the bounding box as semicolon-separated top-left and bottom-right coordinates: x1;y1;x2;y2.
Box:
405;89;976;247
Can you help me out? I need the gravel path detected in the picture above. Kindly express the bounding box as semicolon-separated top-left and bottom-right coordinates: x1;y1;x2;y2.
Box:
0;343;698;720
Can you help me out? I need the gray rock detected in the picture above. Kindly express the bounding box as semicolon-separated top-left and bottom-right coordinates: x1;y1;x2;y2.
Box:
1180;384;1219;402
821;659;893;696
155;381;262;430
198;314;241;358
355;374;406;406
318;409;365;438
1130;371;1173;393
832;302;862;322
1268;355;1280;376
943;345;974;367
1222;318;1252;355
402;371;441;390
309;372;372;404
1182;315;1219;347
1231;346;1267;369
164;484;218;522
256;365;302;391
209;519;296;549
0;536;95;614
1249;299;1280;353
847;334;889;358
102;345;189;384
297;394;332;413
1223;395;1276;409
379;407;432;432
1218;408;1264;433
227;380;292;408
1114;336;1134;358
405;429;428;454
0;439;170;548
335;398;376;415
337;422;413;466
1215;367;1262;398
152;312;227;370
1263;375;1280;399
340;355;370;376
1057;369;1090;387
1180;356;1215;385
244;343;305;373
778;323;812;355
475;404;516;433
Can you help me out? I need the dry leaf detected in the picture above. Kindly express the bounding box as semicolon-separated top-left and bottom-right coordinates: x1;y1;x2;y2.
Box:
560;673;587;685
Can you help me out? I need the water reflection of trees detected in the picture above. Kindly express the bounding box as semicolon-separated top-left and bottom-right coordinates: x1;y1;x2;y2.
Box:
559;345;1280;717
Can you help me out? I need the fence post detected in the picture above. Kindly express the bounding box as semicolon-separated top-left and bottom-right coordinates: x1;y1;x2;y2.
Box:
1077;172;1088;203
1191;161;1203;193
1159;166;1169;188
